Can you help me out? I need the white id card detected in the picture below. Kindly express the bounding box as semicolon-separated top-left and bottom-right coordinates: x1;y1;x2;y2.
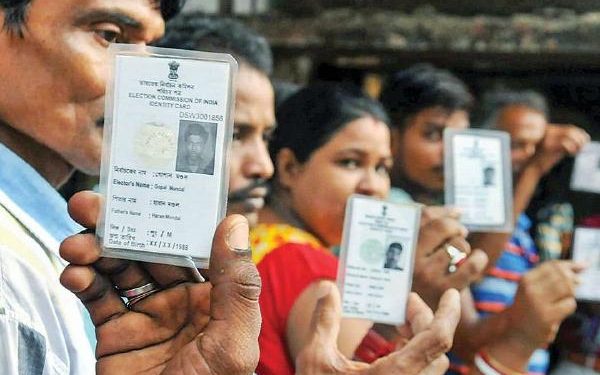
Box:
97;44;237;269
337;195;421;325
573;227;600;302
444;129;513;232
571;142;600;194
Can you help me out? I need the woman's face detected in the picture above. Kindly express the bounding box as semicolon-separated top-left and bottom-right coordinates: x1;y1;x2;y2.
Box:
286;117;392;247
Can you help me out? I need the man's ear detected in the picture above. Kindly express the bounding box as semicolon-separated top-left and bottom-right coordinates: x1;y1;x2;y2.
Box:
276;148;302;189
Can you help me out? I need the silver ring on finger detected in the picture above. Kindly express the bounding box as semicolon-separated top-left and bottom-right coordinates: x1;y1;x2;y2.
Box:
444;244;467;274
125;288;160;309
118;282;159;299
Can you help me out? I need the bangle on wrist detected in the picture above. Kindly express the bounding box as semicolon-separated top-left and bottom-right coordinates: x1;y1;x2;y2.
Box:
474;353;502;375
476;348;527;375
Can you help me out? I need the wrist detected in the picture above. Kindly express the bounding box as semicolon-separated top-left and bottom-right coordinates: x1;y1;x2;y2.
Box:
502;308;540;353
474;347;527;375
522;159;545;180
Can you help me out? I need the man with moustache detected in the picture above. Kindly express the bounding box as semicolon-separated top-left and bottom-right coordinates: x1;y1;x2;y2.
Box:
158;14;275;226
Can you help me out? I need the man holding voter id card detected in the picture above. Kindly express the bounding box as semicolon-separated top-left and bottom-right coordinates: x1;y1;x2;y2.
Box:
0;1;260;374
0;0;195;373
380;64;489;310
381;64;590;375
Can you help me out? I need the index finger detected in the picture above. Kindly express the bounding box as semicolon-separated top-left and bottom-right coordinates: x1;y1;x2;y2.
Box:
418;218;468;256
421;206;461;225
68;190;102;229
556;260;587;273
446;249;488;289
371;289;460;374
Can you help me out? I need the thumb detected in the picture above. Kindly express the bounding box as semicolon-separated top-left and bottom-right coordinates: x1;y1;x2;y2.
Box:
308;282;342;348
208;214;261;315
203;214;262;372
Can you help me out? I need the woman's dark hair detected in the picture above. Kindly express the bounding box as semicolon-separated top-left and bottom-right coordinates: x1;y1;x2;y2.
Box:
1;0;185;35
270;82;390;164
380;64;473;132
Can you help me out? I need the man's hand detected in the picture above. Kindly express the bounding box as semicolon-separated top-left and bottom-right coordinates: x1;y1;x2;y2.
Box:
295;288;461;375
504;260;584;350
412;207;488;309
59;191;261;375
530;124;590;175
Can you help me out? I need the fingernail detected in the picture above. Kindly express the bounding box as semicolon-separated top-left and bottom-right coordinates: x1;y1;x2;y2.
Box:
576;261;589;270
460;227;469;237
450;207;463;217
318;282;332;299
227;220;249;251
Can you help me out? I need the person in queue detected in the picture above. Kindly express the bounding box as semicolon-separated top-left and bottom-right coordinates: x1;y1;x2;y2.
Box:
0;0;185;372
380;64;587;374
157;14;276;227
474;88;591;374
252;82;475;375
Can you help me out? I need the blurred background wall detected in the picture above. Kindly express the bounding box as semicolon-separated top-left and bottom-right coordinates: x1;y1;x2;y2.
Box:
181;1;600;132
65;0;600;218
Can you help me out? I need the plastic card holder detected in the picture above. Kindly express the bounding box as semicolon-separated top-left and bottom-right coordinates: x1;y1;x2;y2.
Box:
444;128;513;233
337;194;422;325
97;44;237;269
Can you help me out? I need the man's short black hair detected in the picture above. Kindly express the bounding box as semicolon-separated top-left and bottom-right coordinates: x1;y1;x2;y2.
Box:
0;0;185;35
184;124;208;141
380;64;473;131
388;242;403;251
157;13;273;76
477;89;548;129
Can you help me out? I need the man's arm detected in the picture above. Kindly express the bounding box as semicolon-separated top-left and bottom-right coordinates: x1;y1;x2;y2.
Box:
451;260;583;371
471;124;590;269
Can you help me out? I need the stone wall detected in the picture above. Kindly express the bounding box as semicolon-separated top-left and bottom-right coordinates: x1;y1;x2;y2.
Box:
273;1;600;16
246;6;600;82
250;7;600;54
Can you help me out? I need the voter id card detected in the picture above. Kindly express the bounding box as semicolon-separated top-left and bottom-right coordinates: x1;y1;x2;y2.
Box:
97;44;237;269
337;195;421;325
445;128;513;232
572;227;600;302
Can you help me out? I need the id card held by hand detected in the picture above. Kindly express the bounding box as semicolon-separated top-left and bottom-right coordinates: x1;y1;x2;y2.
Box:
97;44;237;269
337;195;421;325
444;129;513;232
571;142;600;194
573;227;600;302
